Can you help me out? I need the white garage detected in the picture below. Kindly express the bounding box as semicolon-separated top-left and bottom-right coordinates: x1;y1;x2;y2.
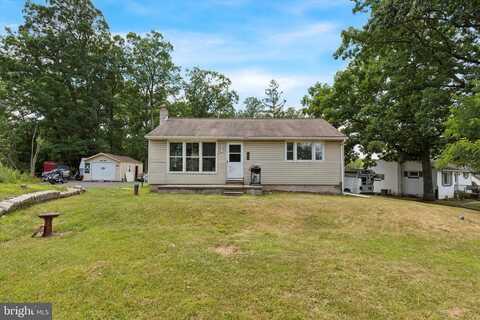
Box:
82;153;144;182
91;162;116;181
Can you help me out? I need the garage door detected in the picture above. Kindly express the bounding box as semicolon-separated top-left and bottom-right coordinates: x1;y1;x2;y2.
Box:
91;162;116;181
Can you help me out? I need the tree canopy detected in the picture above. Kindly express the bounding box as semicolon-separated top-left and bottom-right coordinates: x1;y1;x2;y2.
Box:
304;0;480;200
0;0;247;173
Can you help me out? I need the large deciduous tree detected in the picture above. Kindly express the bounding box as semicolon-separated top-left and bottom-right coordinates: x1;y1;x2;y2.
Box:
237;97;264;118
0;0;114;168
182;67;238;118
121;31;181;162
304;0;479;200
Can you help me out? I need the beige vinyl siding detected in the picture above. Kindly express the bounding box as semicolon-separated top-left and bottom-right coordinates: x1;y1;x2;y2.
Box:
148;139;342;186
243;141;342;185
148;140;226;184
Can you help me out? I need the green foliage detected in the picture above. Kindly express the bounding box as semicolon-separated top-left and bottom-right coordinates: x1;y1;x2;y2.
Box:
182;67;239;118
237;80;301;118
437;84;480;171
263;79;287;118
346;158;365;170
0;163;36;183
237;97;264;118
306;0;480;199
0;1;240;170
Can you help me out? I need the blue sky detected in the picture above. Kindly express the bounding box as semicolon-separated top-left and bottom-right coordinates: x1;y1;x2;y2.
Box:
0;0;368;107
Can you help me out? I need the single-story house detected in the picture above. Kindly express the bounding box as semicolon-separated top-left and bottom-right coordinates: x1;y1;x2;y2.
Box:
145;108;346;194
82;153;143;182
371;160;473;199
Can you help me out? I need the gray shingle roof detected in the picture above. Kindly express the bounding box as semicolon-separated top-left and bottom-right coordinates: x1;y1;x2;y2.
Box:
145;118;345;140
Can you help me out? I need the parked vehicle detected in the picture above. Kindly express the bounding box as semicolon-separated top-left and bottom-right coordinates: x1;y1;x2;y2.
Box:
45;169;66;184
42;166;70;181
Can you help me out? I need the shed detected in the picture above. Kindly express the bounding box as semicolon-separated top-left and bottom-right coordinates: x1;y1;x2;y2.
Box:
83;153;143;182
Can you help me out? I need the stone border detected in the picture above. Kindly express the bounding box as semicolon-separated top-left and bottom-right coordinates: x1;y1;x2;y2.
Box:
0;186;85;216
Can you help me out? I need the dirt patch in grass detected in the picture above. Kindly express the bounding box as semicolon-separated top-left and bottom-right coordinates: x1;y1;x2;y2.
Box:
446;307;466;318
211;244;240;257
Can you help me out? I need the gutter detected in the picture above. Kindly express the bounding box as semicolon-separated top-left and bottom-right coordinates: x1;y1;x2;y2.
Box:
144;135;347;141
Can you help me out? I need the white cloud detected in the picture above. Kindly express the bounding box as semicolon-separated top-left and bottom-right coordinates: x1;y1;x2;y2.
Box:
164;21;340;69
226;69;333;107
164;30;279;67
269;22;337;44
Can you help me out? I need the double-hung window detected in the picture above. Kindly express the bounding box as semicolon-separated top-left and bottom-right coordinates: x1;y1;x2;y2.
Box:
186;143;200;172
169;143;183;172
442;171;452;186
285;142;324;161
202;143;216;172
169;142;216;173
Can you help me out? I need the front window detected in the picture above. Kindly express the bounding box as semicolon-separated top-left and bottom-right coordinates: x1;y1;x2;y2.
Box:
84;163;90;174
297;143;312;160
186;143;200;172
169;142;216;173
202;143;216;172
442;171;452;186
169;143;183;172
285;142;324;161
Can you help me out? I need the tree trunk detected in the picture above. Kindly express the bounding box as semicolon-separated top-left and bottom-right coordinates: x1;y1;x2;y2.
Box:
421;151;435;201
30;125;41;177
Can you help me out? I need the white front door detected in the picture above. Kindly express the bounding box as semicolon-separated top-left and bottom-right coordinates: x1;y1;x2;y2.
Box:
227;143;243;179
91;162;116;181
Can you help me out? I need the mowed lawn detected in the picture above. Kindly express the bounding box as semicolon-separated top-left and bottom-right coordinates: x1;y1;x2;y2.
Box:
1;187;480;319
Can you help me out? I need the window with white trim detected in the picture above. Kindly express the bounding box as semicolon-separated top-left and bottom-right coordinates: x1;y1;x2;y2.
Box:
169;143;183;172
186;143;200;172
442;171;452;186
285;142;325;161
286;143;294;160
202;143;216;172
169;142;216;173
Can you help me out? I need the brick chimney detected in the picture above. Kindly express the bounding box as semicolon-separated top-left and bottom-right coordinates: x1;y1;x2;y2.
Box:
159;107;168;125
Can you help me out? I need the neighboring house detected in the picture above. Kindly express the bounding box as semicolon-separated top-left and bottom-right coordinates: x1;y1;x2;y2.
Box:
83;153;143;182
145;108;346;194
370;160;473;199
472;174;480;186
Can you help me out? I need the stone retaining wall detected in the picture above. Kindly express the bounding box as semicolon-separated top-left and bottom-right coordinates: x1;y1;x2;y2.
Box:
0;187;85;216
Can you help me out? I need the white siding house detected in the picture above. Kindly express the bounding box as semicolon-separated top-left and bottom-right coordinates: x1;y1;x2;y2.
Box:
370;160;473;199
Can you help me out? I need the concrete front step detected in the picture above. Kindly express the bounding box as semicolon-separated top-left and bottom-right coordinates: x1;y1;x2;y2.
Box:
225;179;244;185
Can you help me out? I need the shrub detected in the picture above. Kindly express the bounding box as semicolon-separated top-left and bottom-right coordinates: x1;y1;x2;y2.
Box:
0;163;37;183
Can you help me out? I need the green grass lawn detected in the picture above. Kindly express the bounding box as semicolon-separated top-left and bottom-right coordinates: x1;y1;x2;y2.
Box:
0;183;66;201
1;187;480;319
